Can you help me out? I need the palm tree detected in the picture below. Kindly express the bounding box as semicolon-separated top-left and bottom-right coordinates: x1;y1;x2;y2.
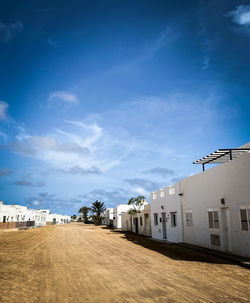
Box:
128;195;146;215
78;206;90;223
91;200;106;225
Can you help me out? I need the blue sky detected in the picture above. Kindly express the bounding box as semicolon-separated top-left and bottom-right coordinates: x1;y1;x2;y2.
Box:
0;0;250;215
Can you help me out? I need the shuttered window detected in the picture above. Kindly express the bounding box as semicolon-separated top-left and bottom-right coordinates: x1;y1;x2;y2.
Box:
154;213;158;225
240;207;250;231
208;210;219;229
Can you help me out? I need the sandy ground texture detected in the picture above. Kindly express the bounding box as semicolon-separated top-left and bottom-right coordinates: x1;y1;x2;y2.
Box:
0;223;249;303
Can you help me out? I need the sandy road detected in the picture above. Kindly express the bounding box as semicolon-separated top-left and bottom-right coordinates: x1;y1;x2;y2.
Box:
0;223;249;303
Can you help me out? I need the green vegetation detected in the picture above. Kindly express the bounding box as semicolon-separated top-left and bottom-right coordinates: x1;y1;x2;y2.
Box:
91;200;106;225
127;195;146;215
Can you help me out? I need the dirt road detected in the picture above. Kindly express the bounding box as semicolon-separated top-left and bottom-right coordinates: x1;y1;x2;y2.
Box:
0;223;249;303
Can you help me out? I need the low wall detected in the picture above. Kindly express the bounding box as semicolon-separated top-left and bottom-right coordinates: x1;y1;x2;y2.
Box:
0;222;16;229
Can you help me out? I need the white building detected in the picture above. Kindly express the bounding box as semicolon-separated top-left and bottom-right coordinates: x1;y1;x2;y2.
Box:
0;201;70;229
150;143;250;258
150;185;183;243
113;204;133;228
179;144;250;257
46;213;70;225
121;204;151;236
102;208;114;226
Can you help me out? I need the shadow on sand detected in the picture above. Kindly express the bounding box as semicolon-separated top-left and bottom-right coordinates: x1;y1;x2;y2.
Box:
101;226;239;265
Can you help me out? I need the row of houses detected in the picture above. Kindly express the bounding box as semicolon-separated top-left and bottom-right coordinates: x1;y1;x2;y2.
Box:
102;143;250;258
0;201;70;229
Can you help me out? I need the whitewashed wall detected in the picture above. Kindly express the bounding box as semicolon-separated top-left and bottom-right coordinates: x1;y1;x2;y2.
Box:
180;151;250;257
113;204;132;228
150;185;183;243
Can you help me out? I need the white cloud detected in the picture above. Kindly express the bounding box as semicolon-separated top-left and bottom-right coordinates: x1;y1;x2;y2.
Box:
48;91;78;104
0;101;8;120
6;119;133;173
32;200;40;206
133;187;147;196
0;20;23;43
227;5;250;31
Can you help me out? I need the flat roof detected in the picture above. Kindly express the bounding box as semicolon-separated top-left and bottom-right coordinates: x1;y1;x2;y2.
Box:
193;148;250;166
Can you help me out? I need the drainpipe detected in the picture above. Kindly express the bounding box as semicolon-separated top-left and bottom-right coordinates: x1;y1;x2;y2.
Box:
179;181;184;243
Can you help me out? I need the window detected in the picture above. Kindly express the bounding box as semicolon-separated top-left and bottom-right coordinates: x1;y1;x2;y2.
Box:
160;191;165;197
208;210;219;229
153;193;157;199
210;234;220;246
185;211;193;227
240;207;250;231
169;187;175;195
171;212;177;227
140;217;143;226
154;213;158;225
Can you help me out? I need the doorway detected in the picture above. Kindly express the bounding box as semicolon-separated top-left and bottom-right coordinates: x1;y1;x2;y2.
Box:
221;207;231;251
162;213;167;240
135;218;139;234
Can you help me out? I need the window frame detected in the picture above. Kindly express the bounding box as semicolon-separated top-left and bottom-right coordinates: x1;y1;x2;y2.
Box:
153;213;158;225
170;212;177;227
207;209;220;230
239;206;250;232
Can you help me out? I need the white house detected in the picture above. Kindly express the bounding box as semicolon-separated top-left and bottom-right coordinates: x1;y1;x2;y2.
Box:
150;143;250;258
121;204;151;236
113;204;133;228
46;213;70;225
102;208;113;226
179;143;250;257
150;185;183;243
0;201;70;229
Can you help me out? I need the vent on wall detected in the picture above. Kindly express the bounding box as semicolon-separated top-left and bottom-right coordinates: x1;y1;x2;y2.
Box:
210;234;220;246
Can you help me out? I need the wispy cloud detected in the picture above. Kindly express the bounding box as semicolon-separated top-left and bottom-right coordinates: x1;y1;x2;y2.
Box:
227;5;250;34
143;167;175;178
0;101;9;120
57;165;101;175
13;180;45;187
202;55;210;70
48;91;78;104
0;20;23;43
47;38;59;47
124;178;160;192
0;167;11;177
4;119;133;174
9;135;89;158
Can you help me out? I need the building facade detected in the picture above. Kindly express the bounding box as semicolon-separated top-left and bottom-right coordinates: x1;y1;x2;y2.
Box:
150;185;183;243
179;150;250;257
121;204;151;236
113;204;133;228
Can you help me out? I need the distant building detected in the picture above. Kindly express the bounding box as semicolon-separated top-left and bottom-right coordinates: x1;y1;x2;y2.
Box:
113;204;133;228
0;201;70;229
102;208;114;226
121;203;151;236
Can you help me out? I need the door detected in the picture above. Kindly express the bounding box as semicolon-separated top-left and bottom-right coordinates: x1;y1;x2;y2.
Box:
221;207;231;251
162;213;167;240
135;218;139;234
144;214;149;236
